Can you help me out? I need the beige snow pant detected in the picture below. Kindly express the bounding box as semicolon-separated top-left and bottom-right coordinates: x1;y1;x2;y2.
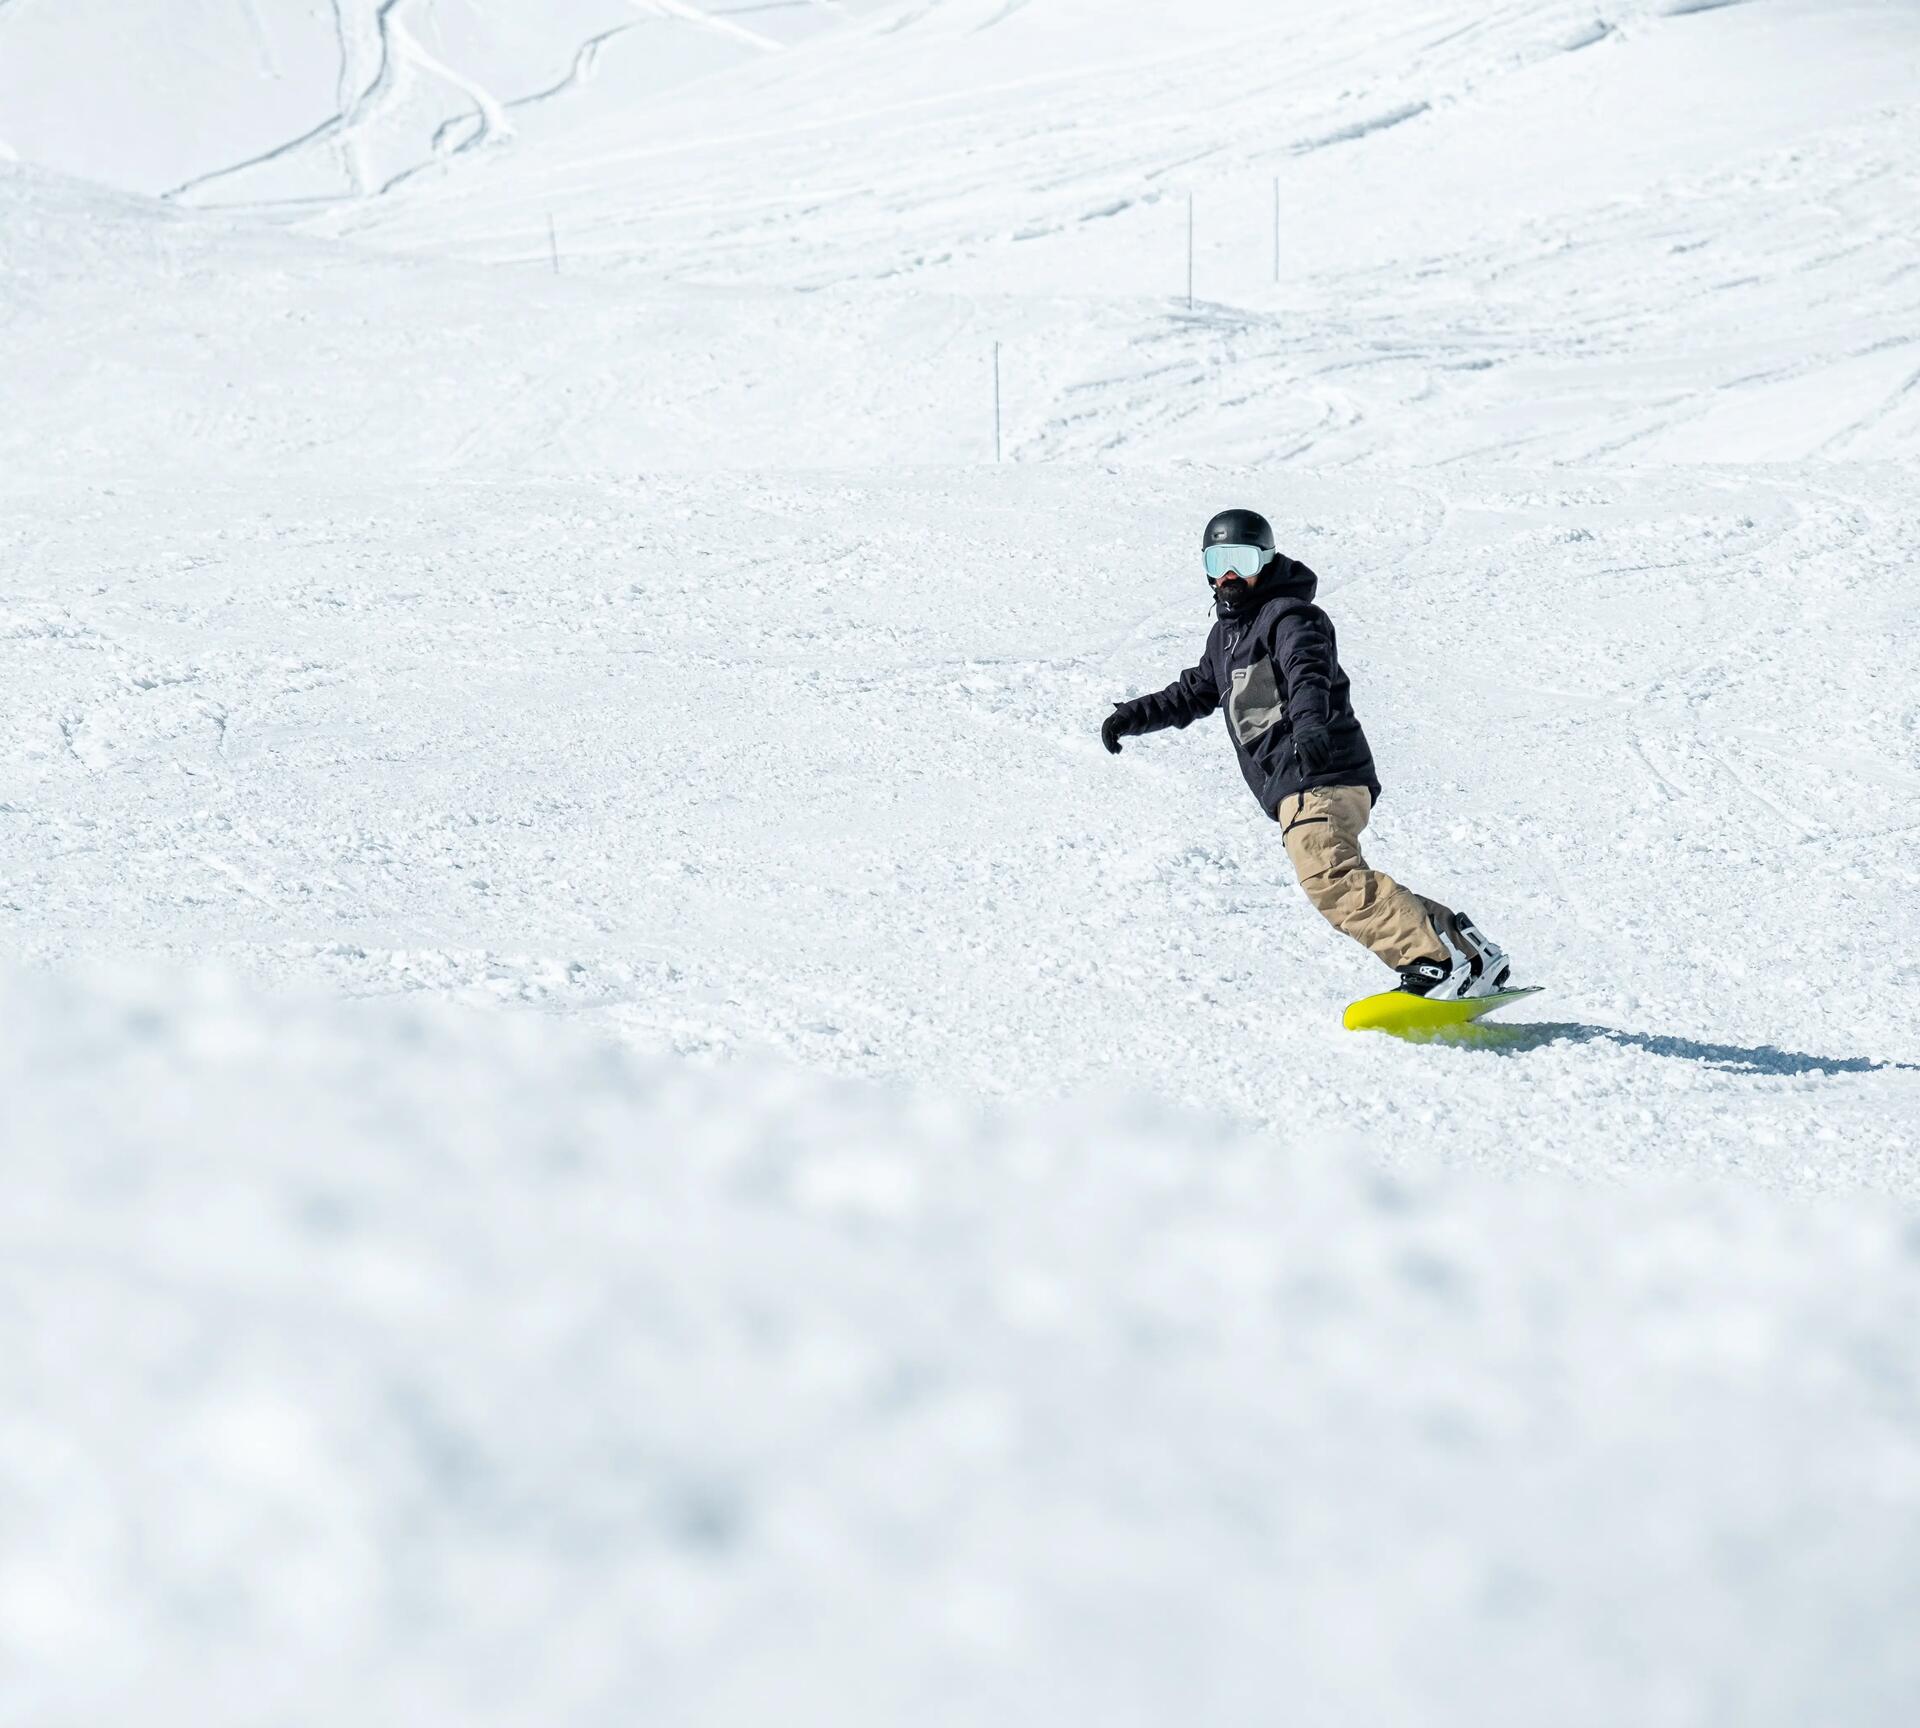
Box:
1277;786;1454;971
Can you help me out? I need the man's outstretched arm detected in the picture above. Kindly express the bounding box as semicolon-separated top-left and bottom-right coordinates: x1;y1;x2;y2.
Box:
1102;658;1220;754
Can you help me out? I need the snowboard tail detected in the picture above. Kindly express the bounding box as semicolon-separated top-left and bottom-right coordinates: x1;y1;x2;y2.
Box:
1343;985;1542;1036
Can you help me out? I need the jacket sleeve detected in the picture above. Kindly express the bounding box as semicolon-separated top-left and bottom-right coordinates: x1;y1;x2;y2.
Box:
1268;607;1333;730
1121;655;1220;734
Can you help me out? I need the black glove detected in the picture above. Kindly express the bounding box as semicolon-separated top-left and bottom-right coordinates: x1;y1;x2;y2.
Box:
1292;722;1334;774
1101;701;1138;755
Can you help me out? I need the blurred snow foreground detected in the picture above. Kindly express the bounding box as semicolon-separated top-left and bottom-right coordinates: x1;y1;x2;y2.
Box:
5;966;1920;1727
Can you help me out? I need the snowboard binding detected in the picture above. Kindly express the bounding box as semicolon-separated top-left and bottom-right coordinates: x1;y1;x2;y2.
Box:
1350;913;1534;1037
1397;912;1511;1001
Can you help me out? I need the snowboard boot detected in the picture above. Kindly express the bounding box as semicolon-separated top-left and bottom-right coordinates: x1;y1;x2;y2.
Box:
1396;955;1454;997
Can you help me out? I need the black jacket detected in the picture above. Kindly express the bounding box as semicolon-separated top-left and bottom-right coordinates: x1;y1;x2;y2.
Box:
1116;556;1380;817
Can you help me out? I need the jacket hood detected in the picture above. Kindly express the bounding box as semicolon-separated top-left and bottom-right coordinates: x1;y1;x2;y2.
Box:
1214;553;1317;620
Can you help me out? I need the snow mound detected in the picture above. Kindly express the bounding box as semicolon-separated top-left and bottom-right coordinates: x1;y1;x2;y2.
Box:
6;965;1920;1726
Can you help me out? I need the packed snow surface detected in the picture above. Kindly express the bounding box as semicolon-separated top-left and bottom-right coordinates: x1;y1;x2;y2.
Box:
5;450;1918;1185
3;0;1919;1721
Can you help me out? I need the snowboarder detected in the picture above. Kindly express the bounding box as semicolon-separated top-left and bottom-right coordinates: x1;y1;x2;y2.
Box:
1101;508;1511;1001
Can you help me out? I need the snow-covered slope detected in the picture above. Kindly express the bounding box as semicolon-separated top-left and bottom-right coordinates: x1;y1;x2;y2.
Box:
5;3;1916;473
5;441;1917;1184
3;0;1919;1719
8;968;1920;1728
328;0;1920;466
0;164;1014;473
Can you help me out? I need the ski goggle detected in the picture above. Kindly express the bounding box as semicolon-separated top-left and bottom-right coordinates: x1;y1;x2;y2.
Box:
1204;543;1269;583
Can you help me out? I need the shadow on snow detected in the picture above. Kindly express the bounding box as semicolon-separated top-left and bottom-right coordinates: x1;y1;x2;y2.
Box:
1450;1022;1919;1077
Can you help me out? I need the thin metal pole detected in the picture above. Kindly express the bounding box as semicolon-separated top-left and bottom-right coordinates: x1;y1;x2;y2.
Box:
1273;177;1280;283
548;213;560;276
1187;193;1195;310
993;341;1003;464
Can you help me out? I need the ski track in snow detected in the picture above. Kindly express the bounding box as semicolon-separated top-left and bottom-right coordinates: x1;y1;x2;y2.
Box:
629;0;784;55
500;24;638;118
162;0;410;203
372;6;518;197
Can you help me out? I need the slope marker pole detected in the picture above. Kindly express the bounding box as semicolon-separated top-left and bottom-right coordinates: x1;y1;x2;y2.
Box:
993;341;1003;464
548;213;560;276
1273;177;1280;284
1187;193;1195;310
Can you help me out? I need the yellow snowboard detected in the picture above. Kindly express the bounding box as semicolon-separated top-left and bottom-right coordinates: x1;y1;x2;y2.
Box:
1343;985;1542;1037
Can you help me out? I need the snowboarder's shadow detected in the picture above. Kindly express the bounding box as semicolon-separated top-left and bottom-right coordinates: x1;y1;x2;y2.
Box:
1458;1022;1920;1077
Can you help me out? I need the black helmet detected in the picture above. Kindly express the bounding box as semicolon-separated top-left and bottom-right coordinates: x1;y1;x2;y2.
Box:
1201;508;1275;585
1203;508;1274;552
